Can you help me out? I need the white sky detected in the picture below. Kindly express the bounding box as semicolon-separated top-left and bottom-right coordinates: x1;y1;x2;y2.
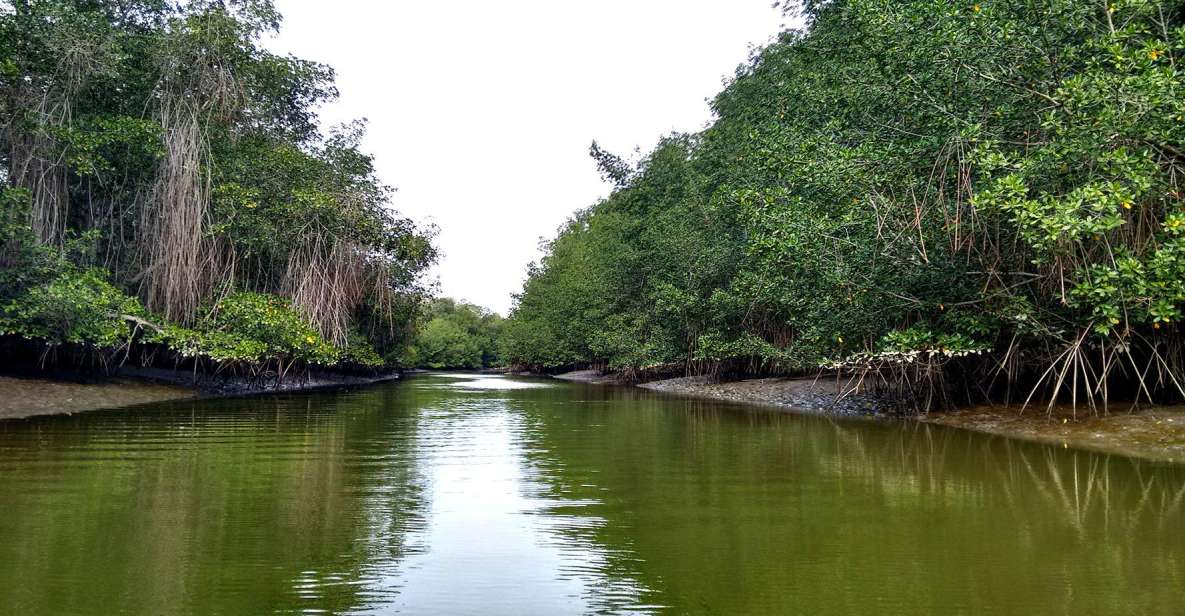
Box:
269;1;792;315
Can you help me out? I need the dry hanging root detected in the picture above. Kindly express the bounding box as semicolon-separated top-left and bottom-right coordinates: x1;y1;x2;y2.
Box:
138;19;242;323
139;103;223;324
285;235;367;346
9;124;70;245
283;235;403;346
283;185;405;344
4;20;111;246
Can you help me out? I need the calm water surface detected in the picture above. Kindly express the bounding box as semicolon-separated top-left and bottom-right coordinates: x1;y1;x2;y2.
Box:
0;373;1183;614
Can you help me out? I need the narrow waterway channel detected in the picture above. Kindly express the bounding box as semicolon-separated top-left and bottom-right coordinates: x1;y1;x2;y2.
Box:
0;373;1182;614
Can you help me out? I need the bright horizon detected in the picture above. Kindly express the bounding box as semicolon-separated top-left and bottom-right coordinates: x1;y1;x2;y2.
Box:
268;0;793;315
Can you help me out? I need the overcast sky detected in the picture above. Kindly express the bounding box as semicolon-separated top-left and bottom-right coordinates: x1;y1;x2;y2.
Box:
269;1;791;314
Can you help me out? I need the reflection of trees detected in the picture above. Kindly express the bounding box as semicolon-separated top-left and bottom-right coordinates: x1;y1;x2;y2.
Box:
513;384;1185;615
3;378;1181;614
0;385;431;615
390;379;662;614
509;401;666;613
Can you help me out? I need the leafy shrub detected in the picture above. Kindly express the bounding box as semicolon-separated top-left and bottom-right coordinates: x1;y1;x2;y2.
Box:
160;292;341;365
340;331;386;367
0;268;145;347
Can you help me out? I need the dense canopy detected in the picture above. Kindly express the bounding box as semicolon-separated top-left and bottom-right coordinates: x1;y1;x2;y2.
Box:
409;298;503;370
504;0;1185;408
0;0;435;375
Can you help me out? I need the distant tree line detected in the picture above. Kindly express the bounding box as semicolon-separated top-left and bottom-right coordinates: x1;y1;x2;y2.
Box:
504;0;1185;409
409;298;503;370
0;1;435;377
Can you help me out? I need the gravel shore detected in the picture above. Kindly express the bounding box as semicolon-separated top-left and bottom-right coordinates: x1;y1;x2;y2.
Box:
637;375;884;417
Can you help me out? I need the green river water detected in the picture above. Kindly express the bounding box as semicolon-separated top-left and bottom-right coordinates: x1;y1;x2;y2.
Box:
0;373;1182;614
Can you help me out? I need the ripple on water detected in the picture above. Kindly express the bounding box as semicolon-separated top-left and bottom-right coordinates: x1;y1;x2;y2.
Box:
1;373;1184;615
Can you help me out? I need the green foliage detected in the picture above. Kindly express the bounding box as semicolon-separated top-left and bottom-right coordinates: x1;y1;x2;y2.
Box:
44;116;164;179
209;123;432;277
339;332;386;368
152;291;384;368
411;298;504;369
160;292;340;365
0;1;434;373
505;0;1185;403
0;188;51;296
0;268;145;348
412;318;480;370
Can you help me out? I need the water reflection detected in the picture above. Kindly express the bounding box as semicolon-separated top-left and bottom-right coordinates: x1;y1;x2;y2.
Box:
512;384;1185;615
0;373;1182;614
363;378;653;613
0;387;431;614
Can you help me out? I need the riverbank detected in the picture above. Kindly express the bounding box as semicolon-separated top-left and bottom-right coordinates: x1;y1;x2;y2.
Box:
922;405;1185;464
12;366;1184;463
0;375;195;420
557;370;1185;463
0;368;401;420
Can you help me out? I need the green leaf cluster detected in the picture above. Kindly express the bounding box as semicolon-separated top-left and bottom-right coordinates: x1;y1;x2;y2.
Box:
0;267;145;348
0;1;435;372
410;298;504;370
158;293;340;366
503;0;1185;402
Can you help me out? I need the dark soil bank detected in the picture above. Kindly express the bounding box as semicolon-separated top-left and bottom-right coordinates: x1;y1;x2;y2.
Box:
0;368;400;420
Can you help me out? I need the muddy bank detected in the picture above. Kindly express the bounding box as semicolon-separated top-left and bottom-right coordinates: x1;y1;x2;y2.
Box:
630;373;1185;462
923;405;1185;464
555;370;880;416
0;368;400;420
552;369;626;385
0;375;195;419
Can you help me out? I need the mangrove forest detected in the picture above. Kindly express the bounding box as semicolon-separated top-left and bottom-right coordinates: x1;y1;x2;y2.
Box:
4;2;1185;615
1;0;434;380
503;0;1185;411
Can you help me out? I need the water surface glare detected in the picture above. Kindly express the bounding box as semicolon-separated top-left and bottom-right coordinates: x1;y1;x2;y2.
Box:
0;373;1183;614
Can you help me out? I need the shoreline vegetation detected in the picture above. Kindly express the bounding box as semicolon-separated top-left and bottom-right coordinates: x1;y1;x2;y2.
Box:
1;1;434;390
3;0;1185;462
500;1;1185;417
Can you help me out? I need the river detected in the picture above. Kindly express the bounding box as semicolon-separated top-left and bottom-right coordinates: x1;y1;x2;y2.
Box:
0;373;1182;614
